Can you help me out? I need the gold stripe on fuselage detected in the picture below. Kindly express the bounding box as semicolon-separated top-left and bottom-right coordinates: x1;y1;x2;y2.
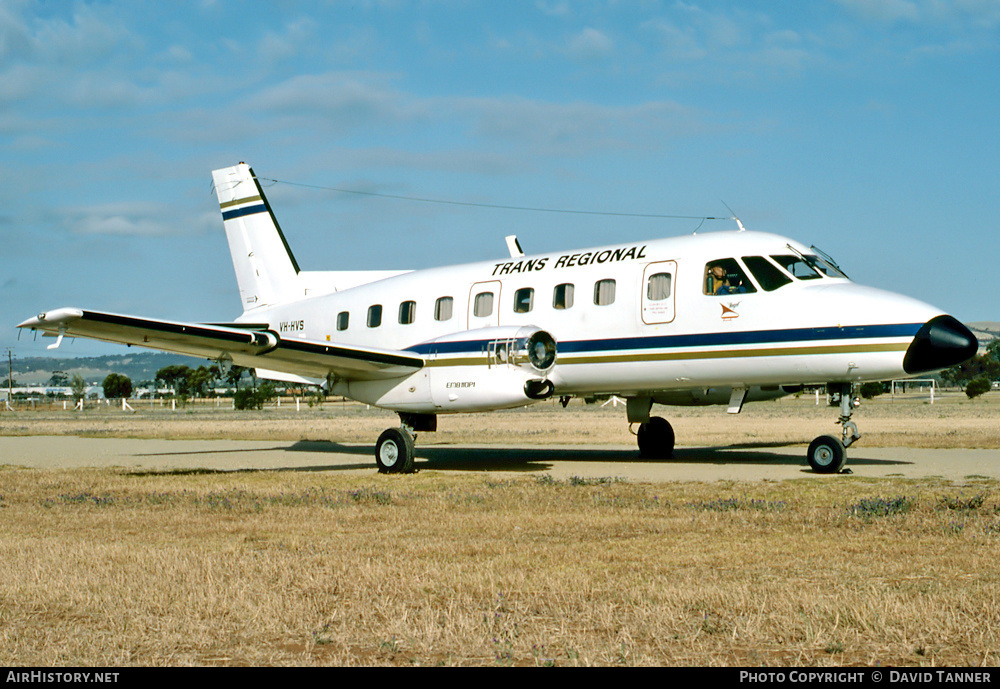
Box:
421;341;909;368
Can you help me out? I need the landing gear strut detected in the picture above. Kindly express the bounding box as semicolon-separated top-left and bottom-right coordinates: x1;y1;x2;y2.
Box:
807;383;860;474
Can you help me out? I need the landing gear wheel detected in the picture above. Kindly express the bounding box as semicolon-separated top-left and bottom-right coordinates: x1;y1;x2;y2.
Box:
376;428;416;474
637;416;675;459
807;435;846;474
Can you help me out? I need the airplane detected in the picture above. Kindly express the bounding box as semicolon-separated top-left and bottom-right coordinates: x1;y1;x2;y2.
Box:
18;163;977;474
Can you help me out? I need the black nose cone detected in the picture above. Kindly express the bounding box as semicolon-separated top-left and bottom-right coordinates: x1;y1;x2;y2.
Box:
903;315;978;374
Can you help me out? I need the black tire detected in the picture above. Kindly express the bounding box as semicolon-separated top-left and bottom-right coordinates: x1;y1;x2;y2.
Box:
807;435;846;474
637;416;675;459
375;428;416;474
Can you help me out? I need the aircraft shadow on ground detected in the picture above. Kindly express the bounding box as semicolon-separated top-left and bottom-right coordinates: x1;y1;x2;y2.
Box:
127;439;911;475
405;444;911;472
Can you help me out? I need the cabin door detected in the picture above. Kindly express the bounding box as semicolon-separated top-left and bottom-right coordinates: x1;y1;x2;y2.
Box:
468;280;502;328
641;261;677;325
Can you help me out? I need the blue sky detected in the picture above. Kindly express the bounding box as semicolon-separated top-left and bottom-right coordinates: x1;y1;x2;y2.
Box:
3;0;998;360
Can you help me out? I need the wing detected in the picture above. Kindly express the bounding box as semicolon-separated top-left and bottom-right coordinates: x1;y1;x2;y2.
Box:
17;308;424;381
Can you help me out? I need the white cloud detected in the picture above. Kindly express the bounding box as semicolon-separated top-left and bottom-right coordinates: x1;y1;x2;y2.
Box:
536;1;572;18
834;0;921;23
58;203;215;237
247;72;421;125
565;27;615;59
461;96;698;154
642;18;707;62
30;3;142;65
258;17;319;64
835;0;1000;27
163;45;193;62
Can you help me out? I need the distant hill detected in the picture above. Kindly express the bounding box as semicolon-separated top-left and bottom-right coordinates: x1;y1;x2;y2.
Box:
968;322;999;353
11;352;203;386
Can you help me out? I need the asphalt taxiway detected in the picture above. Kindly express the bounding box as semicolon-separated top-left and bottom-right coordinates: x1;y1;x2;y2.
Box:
2;436;998;482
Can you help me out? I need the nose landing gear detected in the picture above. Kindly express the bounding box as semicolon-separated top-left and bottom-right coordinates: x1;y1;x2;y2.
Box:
807;383;860;474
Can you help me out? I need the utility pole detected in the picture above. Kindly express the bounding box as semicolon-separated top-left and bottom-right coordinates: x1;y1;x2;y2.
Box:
4;348;13;412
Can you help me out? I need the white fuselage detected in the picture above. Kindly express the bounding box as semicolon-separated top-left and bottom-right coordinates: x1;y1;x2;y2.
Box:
237;230;944;412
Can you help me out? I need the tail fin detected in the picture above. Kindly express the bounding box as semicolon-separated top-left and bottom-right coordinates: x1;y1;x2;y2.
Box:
212;163;301;312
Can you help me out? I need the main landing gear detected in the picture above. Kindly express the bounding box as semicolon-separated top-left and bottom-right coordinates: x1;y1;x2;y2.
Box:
637;417;675;459
375;412;435;474
807;383;861;474
627;397;675;459
375;427;415;474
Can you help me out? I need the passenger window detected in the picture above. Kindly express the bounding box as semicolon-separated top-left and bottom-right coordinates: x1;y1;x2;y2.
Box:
704;259;756;295
594;279;616;306
742;256;793;292
474;292;494;318
398;300;416;325
646;273;672;301
514;288;534;313
771;255;821;280
553;283;574;310
435;296;453;321
367;304;382;328
336;311;349;331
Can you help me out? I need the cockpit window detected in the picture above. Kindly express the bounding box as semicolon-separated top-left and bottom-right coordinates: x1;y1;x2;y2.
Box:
771;255;822;280
743;256;793;291
807;247;849;279
704;258;757;295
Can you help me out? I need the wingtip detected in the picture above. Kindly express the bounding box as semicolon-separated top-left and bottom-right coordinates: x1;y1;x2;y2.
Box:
17;307;84;329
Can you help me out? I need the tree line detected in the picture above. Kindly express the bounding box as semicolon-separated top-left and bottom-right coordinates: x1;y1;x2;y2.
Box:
97;364;281;410
939;339;999;398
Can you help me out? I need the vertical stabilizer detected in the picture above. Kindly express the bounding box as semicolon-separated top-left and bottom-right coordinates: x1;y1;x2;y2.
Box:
212;163;300;311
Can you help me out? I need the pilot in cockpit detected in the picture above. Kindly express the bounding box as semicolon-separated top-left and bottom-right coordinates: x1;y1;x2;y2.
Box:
705;262;748;295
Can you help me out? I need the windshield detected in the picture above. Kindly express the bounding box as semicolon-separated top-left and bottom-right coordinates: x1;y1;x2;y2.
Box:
771;255;822;280
808;246;849;279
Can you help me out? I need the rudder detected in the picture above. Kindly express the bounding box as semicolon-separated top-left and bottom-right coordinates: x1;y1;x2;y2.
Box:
212;163;301;311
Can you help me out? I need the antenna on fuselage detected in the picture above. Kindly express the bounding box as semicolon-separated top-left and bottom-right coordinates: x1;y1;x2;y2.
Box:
721;201;746;232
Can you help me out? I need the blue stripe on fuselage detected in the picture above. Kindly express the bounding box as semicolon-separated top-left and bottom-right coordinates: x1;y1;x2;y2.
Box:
222;204;267;221
405;323;923;357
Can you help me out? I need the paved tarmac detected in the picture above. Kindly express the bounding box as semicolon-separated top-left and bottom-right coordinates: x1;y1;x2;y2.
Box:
2;435;999;482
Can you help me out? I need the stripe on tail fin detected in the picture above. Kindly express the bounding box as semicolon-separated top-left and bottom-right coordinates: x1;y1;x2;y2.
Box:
212;163;301;312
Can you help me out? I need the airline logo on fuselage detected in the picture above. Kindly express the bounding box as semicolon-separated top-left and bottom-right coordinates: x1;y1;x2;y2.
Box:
491;244;648;277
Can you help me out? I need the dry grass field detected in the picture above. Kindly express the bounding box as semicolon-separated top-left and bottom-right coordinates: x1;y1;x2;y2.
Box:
2;392;999;667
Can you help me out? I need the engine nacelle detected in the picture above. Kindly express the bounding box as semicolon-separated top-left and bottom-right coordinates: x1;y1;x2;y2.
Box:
337;326;558;413
417;325;556;373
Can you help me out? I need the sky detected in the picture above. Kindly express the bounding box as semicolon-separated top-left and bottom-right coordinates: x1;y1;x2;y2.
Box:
2;0;998;361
